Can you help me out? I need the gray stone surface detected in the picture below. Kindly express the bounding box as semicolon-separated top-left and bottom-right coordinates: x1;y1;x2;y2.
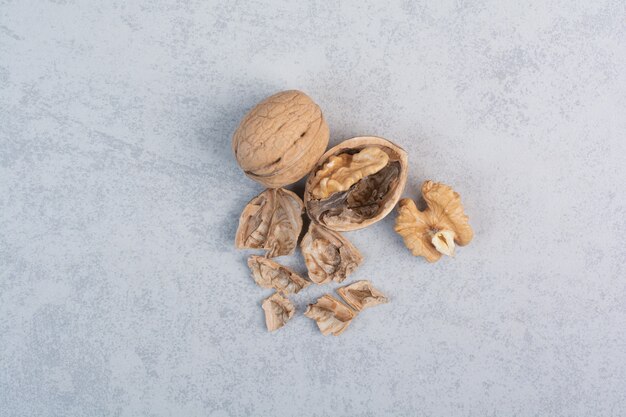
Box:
1;1;625;416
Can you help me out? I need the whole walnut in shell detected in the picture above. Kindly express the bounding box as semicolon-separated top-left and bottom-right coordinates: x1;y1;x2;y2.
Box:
304;136;408;231
232;90;330;188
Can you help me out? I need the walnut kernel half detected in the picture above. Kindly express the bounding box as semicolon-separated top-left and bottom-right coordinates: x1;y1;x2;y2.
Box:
395;181;473;262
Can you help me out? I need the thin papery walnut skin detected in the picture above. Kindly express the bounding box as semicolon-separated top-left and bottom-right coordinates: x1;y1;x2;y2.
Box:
304;295;355;336
232;90;330;188
304;137;408;232
300;223;363;284
337;280;388;311
248;255;310;295
235;188;303;258
394;181;473;262
311;147;389;199
262;293;295;332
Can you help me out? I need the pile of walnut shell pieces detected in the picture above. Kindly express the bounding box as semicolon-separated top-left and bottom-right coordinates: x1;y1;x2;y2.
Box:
232;90;473;335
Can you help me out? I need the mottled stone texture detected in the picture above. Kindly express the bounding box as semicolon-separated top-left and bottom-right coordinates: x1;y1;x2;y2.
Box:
1;1;625;416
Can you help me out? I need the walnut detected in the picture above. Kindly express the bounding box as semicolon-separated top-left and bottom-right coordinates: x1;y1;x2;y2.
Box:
248;255;310;295
394;181;473;262
262;292;295;332
304;295;356;336
336;280;388;311
300;223;362;284
232;90;330;188
305;136;408;231
235;188;303;258
310;147;389;199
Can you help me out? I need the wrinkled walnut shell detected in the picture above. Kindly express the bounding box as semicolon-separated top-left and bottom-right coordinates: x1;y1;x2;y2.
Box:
232;90;330;188
304;136;408;231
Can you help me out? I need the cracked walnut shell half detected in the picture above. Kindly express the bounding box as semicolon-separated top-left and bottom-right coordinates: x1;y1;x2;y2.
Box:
232;90;330;188
262;292;295;332
336;280;388;311
394;180;473;262
300;223;362;284
304;294;356;336
248;255;310;295
304;136;408;231
235;188;303;258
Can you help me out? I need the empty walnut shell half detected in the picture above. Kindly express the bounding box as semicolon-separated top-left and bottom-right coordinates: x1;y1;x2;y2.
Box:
304;136;408;231
232;90;330;188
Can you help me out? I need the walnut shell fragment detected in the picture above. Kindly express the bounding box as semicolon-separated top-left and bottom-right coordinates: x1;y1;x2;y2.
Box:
235;188;303;258
304;295;355;336
232;90;330;188
337;280;388;311
305;136;408;231
248;255;310;295
262;292;295;332
395;181;473;262
300;223;363;284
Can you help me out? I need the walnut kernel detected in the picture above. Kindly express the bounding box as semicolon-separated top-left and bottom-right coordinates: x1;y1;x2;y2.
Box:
395;181;473;262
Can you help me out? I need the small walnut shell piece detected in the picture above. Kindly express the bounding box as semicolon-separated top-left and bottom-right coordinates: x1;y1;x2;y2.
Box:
395;181;474;262
248;255;310;295
304;295;355;336
235;188;303;258
300;223;363;284
305;136;408;231
232;90;330;188
311;147;389;199
337;280;388;311
262;293;295;332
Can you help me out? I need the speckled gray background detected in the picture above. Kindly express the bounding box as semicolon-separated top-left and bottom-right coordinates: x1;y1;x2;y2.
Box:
1;1;625;416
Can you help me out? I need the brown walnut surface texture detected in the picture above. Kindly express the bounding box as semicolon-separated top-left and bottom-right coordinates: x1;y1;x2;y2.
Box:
232;90;330;188
305;136;408;231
